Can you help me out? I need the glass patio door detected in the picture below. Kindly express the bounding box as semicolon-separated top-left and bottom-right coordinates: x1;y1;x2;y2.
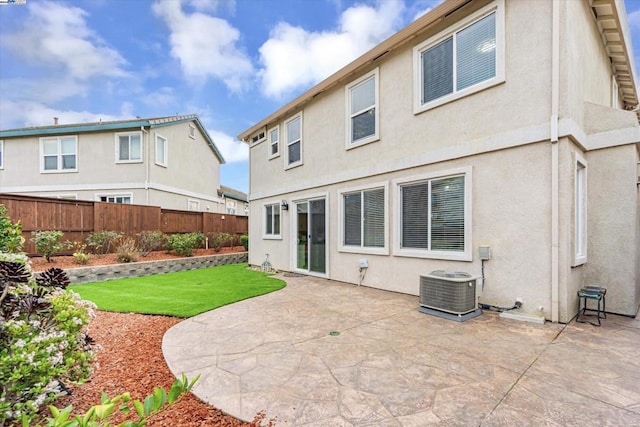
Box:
295;198;326;274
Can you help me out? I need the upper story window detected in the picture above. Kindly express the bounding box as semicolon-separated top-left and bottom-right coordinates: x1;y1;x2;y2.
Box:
346;68;379;149
574;154;587;266
414;0;504;114
40;136;77;173
268;127;279;159
395;167;472;261
250;129;266;145
116;132;142;163
189;124;196;139
285;113;302;169
611;76;619;108
155;134;168;167
0;140;4;169
340;184;387;254
264;202;281;238
99;194;132;204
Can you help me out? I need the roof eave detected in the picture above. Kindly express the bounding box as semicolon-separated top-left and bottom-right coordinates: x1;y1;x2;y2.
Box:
237;0;472;142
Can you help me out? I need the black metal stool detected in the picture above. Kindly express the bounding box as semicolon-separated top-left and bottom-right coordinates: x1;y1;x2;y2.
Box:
576;286;607;326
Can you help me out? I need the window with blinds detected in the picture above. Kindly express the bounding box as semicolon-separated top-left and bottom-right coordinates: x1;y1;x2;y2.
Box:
285;114;302;168
400;175;465;252
343;187;385;249
346;68;379;147
264;203;281;237
414;1;502;113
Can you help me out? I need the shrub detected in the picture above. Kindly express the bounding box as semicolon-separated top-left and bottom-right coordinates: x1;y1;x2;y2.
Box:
30;230;72;262
44;374;199;427
86;231;122;254
72;242;90;265
115;237;139;263
0;254;95;425
210;232;232;252
164;233;203;257
0;205;24;253
240;234;249;251
137;231;163;257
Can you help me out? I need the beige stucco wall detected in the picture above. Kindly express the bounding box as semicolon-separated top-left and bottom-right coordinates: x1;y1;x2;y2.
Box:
248;0;640;322
0;121;222;211
584;144;639;316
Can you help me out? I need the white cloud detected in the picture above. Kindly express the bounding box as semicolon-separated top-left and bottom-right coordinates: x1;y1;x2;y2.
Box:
629;9;640;30
188;0;235;14
258;1;405;99
2;1;127;80
0;99;130;130
153;0;253;91
208;129;248;163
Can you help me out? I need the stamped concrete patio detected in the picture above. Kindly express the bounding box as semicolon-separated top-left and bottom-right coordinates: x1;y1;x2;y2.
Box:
163;274;640;426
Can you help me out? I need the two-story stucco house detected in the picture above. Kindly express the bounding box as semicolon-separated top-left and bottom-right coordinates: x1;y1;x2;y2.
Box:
239;0;640;323
0;114;227;211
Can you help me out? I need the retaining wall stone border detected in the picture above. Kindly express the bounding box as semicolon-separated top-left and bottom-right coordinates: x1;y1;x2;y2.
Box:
66;252;248;284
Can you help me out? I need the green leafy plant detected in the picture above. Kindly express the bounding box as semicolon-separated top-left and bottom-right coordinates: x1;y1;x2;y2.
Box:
72;242;90;265
239;235;249;251
115;237;139;263
136;231;163;257
31;230;72;262
163;233;203;257
42;374;199;427
210;232;232;252
0;205;24;253
0;253;95;425
86;231;123;255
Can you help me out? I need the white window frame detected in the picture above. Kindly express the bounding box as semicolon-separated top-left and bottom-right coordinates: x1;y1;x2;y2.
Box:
574;153;587;266
96;193;133;204
268;126;280;159
39;135;78;173
115;131;143;163
188;199;200;211
394;166;472;261
284;113;303;170
250;128;267;146
155;133;168;167
0;140;4;169
611;76;619;108
189;124;196;139
413;0;505;115
56;194;78;200
338;181;389;255
345;68;380;149
263;201;282;239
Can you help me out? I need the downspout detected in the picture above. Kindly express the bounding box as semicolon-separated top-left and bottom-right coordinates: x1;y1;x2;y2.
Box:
550;0;560;322
142;126;150;205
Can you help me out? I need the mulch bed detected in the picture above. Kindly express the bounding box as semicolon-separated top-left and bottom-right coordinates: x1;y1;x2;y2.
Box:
45;311;275;426
29;248;277;426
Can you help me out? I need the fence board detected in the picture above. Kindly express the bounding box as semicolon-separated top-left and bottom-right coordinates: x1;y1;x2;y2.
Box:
0;194;247;255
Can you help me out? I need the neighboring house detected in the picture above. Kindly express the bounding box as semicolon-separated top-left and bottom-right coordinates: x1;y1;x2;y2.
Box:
0;115;228;212
239;0;640;323
217;185;249;216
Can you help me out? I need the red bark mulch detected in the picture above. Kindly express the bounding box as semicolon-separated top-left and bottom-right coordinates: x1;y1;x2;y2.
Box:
31;248;278;426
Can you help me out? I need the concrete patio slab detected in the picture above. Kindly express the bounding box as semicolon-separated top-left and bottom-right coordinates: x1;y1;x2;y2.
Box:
163;274;640;426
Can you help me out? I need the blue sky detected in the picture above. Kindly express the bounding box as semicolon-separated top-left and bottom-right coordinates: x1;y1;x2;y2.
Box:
1;0;639;194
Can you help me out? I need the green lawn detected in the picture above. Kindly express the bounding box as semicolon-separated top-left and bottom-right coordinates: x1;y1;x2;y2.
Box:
71;263;285;317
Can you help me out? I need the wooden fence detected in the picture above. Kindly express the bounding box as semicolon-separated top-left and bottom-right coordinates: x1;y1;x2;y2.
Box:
0;194;248;255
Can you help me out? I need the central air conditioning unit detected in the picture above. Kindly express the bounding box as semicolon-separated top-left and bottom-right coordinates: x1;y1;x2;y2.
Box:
419;271;482;322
